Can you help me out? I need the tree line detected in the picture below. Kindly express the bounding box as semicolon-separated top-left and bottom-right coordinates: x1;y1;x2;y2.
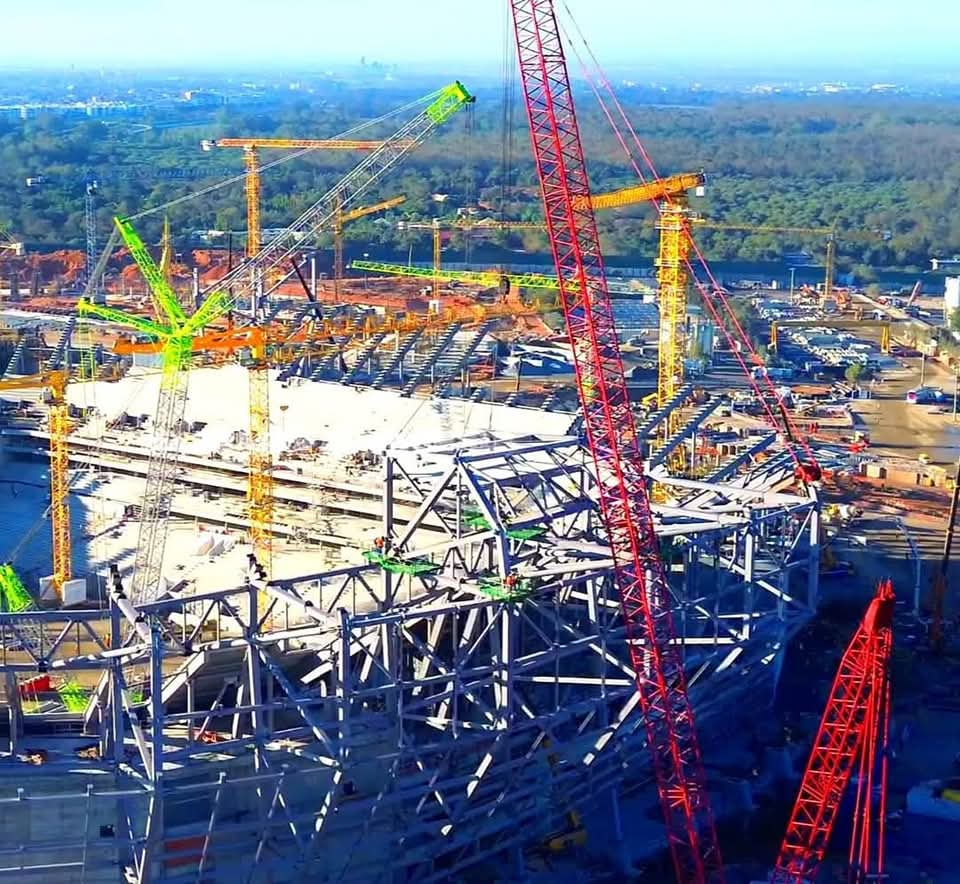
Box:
0;90;958;274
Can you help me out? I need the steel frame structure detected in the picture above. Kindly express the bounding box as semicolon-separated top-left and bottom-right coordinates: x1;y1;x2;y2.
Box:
0;432;818;883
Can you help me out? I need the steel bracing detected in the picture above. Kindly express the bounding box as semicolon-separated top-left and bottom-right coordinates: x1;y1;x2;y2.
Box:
0;432;818;883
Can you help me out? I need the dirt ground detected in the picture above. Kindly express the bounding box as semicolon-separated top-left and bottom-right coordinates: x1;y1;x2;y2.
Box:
852;354;960;468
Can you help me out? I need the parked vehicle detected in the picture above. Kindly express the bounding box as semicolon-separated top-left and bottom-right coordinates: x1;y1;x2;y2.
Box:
906;387;944;404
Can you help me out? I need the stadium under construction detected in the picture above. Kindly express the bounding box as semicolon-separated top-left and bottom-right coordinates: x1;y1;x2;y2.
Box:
0;11;831;884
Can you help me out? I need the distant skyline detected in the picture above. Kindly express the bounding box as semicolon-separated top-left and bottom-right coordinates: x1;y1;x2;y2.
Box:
2;1;958;77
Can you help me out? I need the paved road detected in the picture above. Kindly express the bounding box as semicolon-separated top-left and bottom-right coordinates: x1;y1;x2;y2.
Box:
852;355;960;468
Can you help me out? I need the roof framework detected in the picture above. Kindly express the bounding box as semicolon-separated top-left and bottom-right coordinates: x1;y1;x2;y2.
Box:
0;430;818;882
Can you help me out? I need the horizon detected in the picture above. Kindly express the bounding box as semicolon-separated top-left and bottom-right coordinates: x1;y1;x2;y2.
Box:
0;0;957;80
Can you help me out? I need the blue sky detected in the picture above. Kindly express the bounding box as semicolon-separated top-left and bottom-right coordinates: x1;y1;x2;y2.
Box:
2;1;957;72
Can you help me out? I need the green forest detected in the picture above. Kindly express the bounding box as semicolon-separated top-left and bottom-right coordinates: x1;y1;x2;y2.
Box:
1;87;959;275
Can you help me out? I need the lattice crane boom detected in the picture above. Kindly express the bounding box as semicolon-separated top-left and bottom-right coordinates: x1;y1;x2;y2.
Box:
772;580;895;884
84;179;98;294
78;220;230;603
247;331;273;573
199;82;473;314
0;371;71;597
510;3;722;882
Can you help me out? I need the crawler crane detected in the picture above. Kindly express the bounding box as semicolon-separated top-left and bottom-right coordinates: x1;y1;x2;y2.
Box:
509;4;722;881
771;580;895;883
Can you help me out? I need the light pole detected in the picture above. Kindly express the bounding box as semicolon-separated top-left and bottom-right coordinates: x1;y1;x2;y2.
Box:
920;352;926;386
789;267;796;302
953;362;959;423
362;253;369;291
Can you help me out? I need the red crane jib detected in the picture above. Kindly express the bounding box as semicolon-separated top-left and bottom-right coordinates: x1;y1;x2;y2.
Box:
510;3;723;882
771;580;894;883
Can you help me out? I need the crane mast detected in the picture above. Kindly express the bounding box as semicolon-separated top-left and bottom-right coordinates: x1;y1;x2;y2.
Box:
0;371;71;599
509;3;722;881
84;179;98;296
657;202;692;408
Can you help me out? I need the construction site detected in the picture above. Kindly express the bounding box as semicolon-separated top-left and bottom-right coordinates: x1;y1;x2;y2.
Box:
0;6;958;884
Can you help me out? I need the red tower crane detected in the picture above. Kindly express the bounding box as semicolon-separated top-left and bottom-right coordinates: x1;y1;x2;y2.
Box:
509;3;723;882
772;580;895;884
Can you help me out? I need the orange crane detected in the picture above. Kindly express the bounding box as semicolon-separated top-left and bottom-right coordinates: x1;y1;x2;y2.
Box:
332;196;406;297
0;371;71;597
200;137;411;257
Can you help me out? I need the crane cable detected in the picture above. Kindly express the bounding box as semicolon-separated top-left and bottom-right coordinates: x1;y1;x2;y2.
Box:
121;88;447;223
559;3;820;476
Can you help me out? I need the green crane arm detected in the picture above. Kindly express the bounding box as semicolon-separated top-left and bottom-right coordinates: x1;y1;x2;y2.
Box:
350;259;567;292
199;81;474;317
114;217;188;326
0;564;34;613
77;299;167;339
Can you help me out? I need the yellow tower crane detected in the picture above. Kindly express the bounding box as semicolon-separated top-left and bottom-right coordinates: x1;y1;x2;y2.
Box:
692;219;888;307
201;138;412;257
333;196;406;297
393;171;705;405
586;172;707;408
246;329;273;573
0;371;70;597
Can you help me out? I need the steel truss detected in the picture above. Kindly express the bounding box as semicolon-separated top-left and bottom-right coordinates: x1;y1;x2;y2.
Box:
0;434;818;883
